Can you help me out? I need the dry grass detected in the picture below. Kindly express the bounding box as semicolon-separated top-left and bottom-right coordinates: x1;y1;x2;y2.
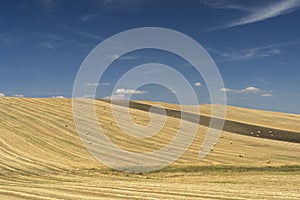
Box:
141;101;300;132
0;97;299;199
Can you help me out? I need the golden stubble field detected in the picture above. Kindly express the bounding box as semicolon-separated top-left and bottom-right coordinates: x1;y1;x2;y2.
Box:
0;97;299;199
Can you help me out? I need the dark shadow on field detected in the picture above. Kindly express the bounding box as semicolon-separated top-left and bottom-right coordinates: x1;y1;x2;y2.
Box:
99;99;300;143
158;165;300;173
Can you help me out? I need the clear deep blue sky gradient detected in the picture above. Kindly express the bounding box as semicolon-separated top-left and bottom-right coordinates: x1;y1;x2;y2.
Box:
0;0;300;113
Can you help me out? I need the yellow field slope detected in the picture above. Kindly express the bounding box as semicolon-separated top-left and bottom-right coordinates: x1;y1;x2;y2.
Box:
0;97;299;199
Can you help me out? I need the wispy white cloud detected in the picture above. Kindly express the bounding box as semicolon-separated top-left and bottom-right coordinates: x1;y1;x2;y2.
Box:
104;93;125;100
199;0;249;11
221;86;263;94
81;94;94;98
194;82;202;87
51;95;65;98
205;0;300;30
104;87;147;100
220;88;234;93
228;0;300;28
38;33;86;48
220;47;280;61
14;94;24;97
41;41;57;49
115;88;147;94
240;87;261;93
107;54;137;60
61;24;102;41
261;93;273;97
85;83;100;87
39;33;73;43
169;88;178;94
85;82;110;87
72;30;102;41
3;31;85;49
80;14;97;22
208;40;299;61
221;86;274;97
0;93;25;98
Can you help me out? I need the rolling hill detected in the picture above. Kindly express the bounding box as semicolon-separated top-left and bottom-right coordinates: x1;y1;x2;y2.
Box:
0;97;299;199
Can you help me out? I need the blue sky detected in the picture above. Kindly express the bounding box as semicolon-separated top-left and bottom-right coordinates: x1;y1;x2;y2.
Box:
0;0;300;113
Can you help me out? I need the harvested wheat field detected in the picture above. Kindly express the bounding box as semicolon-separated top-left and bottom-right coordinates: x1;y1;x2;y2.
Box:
0;97;299;199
